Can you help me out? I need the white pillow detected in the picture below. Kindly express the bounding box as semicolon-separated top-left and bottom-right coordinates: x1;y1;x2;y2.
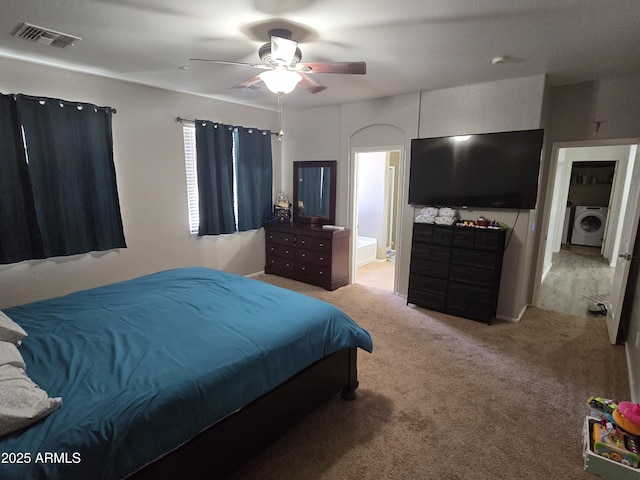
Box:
0;341;26;369
0;341;62;438
0;311;27;345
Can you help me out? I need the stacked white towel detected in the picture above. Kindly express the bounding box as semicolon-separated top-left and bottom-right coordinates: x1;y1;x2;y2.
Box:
415;206;439;224
434;207;459;225
438;207;457;218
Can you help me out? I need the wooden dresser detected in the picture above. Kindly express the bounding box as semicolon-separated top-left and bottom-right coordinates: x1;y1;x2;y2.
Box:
407;223;506;324
264;223;350;291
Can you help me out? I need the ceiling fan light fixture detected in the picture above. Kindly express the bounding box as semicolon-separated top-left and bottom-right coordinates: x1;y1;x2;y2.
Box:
259;69;302;94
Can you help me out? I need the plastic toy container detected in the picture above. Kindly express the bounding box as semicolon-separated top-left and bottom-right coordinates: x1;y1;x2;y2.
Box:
584;416;640;479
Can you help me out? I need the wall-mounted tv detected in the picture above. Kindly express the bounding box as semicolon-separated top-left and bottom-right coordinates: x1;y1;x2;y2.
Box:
408;129;544;209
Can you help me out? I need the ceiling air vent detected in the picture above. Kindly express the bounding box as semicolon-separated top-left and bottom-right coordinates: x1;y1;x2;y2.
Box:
12;23;81;48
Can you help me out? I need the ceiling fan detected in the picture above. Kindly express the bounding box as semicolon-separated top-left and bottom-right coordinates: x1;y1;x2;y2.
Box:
190;28;366;95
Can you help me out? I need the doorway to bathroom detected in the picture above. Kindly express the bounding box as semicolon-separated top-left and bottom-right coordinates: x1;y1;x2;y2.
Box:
351;148;401;292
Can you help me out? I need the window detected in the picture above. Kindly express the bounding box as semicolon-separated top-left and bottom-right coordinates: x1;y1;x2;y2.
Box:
182;121;272;236
0;93;126;265
183;123;200;234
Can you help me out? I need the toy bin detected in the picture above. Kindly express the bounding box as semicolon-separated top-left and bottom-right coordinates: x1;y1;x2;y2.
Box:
584;416;640;480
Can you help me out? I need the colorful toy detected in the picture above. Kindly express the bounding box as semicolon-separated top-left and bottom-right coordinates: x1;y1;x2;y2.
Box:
588;396;618;422
592;421;640;467
619;402;640;426
614;409;640;436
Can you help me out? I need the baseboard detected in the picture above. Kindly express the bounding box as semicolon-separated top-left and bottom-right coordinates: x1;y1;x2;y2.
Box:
541;262;553;283
246;271;265;278
496;304;528;323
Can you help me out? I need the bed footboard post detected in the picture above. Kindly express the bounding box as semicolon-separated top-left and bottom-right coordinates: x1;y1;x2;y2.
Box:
340;347;359;400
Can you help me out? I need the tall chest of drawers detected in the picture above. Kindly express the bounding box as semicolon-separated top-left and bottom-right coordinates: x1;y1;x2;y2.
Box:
264;223;350;291
407;223;506;324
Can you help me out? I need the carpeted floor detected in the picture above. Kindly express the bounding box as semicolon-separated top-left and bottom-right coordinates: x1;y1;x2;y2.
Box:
230;275;629;479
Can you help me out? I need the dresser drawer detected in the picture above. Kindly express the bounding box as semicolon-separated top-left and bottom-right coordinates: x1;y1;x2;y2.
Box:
446;298;493;323
266;243;294;259
408;289;447;312
265;231;294;247
410;260;449;280
411;244;451;263
447;281;493;322
296;262;329;279
266;254;294;272
474;230;503;251
296;249;330;267
451;248;496;269
449;264;495;287
297;235;331;252
452;229;475;248
412;224;434;243
409;273;448;296
432;227;453;246
447;281;492;304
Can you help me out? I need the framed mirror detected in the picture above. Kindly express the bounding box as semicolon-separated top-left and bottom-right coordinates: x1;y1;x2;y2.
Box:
293;160;337;226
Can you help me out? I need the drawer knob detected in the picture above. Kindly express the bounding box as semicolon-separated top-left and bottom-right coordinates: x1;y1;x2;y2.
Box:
319;257;324;261
319;243;324;247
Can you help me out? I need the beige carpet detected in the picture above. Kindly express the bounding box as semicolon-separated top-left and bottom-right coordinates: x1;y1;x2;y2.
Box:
230;275;629;480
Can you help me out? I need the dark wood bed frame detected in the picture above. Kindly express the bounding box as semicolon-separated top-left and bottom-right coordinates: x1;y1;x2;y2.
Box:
128;347;359;480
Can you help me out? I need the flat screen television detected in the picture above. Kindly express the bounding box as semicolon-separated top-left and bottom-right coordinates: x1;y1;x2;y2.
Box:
408;129;544;209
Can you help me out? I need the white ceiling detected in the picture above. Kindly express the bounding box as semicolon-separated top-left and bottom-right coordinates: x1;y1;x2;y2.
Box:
1;0;639;111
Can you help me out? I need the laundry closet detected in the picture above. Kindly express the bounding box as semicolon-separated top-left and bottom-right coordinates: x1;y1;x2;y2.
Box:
564;161;615;247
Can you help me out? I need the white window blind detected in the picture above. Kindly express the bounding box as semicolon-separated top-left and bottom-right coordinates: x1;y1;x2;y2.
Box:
183;122;241;234
182;123;199;234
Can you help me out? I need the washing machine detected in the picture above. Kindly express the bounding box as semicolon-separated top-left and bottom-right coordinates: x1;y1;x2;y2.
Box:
572;206;608;247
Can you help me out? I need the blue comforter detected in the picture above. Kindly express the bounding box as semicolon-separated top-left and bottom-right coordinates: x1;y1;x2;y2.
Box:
0;267;372;480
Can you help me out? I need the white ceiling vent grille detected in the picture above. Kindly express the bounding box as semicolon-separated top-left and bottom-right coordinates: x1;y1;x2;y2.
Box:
12;23;81;48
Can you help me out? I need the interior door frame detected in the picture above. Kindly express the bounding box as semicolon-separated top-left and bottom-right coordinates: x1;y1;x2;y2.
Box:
349;145;404;293
532;137;640;314
607;144;640;344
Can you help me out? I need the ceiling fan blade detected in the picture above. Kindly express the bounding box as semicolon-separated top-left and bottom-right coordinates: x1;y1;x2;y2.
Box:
297;61;367;75
230;75;264;90
190;59;272;70
298;73;327;94
271;35;298;65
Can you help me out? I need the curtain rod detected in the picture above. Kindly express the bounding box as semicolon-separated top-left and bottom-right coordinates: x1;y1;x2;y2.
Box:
176;117;279;136
7;94;116;114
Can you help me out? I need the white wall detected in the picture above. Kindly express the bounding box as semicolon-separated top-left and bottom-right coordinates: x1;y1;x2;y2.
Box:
356;151;387;257
281;93;419;295
0;56;278;308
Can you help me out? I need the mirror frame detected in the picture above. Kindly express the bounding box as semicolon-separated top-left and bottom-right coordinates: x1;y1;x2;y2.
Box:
293;160;337;226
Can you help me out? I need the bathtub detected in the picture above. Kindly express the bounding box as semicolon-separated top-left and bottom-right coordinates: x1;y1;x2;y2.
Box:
356;236;377;268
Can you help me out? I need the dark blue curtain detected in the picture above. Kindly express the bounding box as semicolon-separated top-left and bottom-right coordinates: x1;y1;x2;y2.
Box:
0;95;44;264
234;127;273;231
15;95;126;259
195;121;236;235
0;94;125;264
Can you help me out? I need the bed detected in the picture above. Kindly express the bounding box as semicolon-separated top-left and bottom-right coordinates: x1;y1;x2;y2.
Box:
0;267;373;480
